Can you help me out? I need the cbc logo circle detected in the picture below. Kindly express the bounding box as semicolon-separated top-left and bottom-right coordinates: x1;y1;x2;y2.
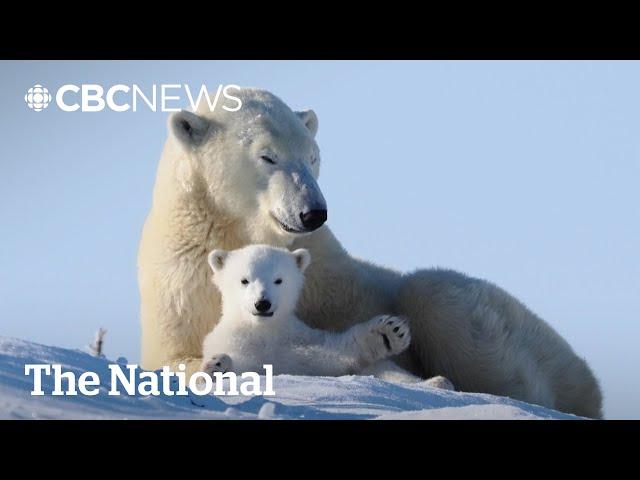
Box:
24;85;52;112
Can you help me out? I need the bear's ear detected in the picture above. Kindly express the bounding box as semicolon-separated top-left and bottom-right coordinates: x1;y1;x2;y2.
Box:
169;110;212;149
295;109;319;137
208;249;228;273
292;248;311;272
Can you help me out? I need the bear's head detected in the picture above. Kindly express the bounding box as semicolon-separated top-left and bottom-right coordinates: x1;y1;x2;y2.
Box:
168;87;327;245
208;244;311;322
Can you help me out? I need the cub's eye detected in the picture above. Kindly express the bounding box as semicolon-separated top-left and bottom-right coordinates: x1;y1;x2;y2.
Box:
274;278;283;285
241;278;249;285
260;155;276;165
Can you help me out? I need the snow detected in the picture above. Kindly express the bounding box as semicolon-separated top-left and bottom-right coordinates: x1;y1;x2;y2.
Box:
0;336;580;420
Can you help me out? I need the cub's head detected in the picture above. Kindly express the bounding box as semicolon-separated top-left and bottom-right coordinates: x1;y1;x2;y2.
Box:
169;87;327;245
208;244;311;322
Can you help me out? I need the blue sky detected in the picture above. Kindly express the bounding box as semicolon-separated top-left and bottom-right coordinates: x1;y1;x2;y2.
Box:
0;61;638;418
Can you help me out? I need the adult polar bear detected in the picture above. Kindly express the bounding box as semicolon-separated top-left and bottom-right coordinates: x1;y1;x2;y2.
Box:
138;88;603;418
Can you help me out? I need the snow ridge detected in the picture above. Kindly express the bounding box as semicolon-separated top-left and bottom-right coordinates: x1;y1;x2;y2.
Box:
0;337;579;420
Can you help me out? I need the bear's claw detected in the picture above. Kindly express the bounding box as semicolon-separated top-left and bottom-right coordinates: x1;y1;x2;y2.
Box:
201;353;232;376
369;315;411;356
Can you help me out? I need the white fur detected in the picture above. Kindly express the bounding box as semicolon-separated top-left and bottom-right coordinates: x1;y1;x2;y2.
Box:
200;245;413;377
138;87;603;418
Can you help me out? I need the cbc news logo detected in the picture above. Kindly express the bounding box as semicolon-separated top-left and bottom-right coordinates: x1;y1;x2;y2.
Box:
24;85;53;112
23;83;242;113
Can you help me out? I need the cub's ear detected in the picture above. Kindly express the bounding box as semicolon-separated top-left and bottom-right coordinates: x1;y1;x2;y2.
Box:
292;248;311;272
295;109;318;137
169;110;212;149
208;250;228;273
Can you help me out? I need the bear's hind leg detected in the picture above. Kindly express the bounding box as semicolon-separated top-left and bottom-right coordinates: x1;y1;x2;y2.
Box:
396;269;603;417
360;360;455;390
424;375;455;390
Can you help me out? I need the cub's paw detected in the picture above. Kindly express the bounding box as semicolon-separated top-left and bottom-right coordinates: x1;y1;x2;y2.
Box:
424;375;455;391
200;354;232;377
367;315;411;357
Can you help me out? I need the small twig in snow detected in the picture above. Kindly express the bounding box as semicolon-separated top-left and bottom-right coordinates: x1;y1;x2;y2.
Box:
89;327;107;357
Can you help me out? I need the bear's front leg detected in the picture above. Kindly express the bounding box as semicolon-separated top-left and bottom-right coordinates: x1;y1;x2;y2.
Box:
163;357;206;381
352;315;412;365
200;354;233;377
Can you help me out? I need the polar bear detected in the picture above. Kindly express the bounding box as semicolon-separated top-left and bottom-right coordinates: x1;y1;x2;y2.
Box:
138;87;603;418
200;244;421;380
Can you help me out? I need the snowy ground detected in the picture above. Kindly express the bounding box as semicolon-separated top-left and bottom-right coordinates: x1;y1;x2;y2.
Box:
0;336;580;420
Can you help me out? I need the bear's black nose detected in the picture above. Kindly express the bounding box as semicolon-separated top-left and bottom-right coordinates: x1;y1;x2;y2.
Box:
255;299;272;312
300;209;327;231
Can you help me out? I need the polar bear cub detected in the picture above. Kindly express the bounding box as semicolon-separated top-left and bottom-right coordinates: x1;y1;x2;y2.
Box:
200;244;414;378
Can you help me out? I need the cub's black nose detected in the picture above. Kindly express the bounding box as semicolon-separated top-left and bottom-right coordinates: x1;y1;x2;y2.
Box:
300;209;327;231
255;299;272;312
